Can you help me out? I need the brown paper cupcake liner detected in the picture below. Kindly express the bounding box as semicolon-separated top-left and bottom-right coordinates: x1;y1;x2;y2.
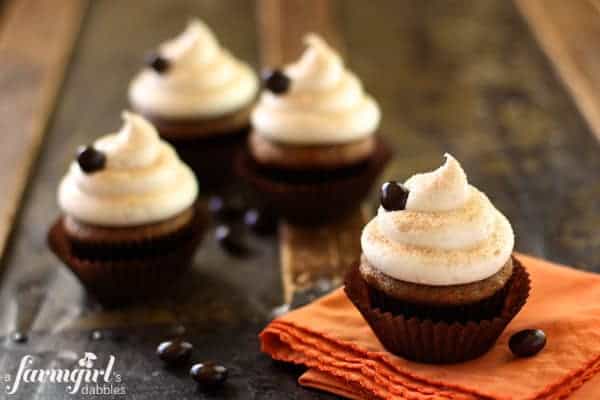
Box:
68;230;192;260
344;257;530;364
47;212;205;307
235;137;392;225
168;127;249;193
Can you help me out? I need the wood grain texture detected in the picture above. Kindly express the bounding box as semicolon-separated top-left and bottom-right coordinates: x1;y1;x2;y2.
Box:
0;0;84;261
516;0;600;142
280;209;366;302
258;0;365;302
257;0;344;65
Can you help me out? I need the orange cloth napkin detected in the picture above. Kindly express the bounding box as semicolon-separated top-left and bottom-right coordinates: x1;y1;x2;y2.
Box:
261;254;600;399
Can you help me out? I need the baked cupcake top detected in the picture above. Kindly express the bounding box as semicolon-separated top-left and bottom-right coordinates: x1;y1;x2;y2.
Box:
129;19;258;120
58;112;198;227
251;34;381;145
361;154;514;286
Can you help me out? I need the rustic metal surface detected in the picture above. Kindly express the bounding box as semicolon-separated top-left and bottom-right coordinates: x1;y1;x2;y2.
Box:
0;0;598;399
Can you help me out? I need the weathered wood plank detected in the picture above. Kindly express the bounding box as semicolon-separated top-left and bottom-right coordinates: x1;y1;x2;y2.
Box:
257;0;344;65
280;210;366;302
515;0;600;142
257;0;366;302
0;0;84;261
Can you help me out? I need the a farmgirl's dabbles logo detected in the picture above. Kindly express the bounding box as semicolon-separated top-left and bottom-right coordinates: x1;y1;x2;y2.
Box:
5;352;126;396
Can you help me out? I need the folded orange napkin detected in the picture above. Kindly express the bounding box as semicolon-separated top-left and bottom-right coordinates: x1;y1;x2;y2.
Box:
261;254;600;399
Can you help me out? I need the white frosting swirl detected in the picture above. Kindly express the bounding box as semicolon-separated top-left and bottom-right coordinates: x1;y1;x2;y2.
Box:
361;154;514;286
251;34;381;145
58;112;198;227
129;19;258;119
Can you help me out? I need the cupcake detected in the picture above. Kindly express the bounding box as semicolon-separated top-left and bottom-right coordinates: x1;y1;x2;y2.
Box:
345;154;530;363
129;19;259;191
48;112;204;306
236;34;390;224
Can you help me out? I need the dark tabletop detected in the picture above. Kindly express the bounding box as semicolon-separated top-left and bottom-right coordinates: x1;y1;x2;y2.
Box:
0;1;598;399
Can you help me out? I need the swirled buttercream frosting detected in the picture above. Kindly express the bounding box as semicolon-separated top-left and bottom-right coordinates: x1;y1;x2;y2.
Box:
58;112;198;227
129;19;258;119
361;154;514;286
251;34;380;145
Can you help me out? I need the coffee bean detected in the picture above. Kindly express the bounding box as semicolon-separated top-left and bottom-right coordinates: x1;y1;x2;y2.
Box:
244;208;277;235
215;225;246;255
208;196;227;218
145;52;170;74
380;181;409;211
90;330;104;341
10;331;27;344
156;340;193;365
262;69;291;95
190;362;228;386
91;329;127;342
509;329;546;357
77;146;106;174
208;196;245;221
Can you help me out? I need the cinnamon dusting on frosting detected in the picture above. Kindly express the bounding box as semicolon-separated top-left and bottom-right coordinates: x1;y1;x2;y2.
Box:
361;154;514;286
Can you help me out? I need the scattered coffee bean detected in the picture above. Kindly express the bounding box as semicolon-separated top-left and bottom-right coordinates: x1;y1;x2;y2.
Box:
244;208;277;235
208;196;245;221
380;181;409;211
90;329;126;342
208;196;227;218
77;146;106;174
262;69;291;95
156;340;193;365
215;225;246;255
190;362;228;387
509;329;546;357
145;52;170;74
10;331;27;343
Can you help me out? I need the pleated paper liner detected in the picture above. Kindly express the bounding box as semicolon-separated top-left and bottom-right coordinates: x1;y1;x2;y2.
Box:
344;256;530;364
67;227;194;261
47;210;206;307
235;137;392;225
167;127;249;193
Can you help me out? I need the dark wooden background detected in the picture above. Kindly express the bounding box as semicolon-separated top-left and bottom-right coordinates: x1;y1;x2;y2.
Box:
0;0;598;399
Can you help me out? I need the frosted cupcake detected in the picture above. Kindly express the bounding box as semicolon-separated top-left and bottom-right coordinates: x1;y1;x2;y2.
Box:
237;34;390;224
48;112;204;305
129;19;258;190
345;154;530;363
